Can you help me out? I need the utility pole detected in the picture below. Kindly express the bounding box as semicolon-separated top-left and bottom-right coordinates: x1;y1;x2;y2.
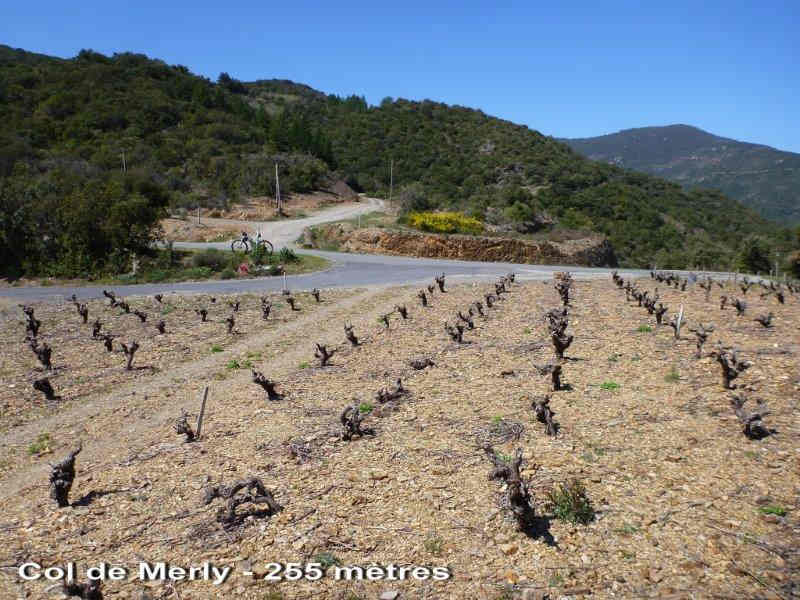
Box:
121;151;127;173
275;163;281;215
389;159;394;208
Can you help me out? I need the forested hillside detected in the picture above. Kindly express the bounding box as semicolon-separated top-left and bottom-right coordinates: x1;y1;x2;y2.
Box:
0;45;795;278
563;125;800;223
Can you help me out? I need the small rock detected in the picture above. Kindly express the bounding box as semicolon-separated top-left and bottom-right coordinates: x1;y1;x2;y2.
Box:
369;470;389;480
380;591;399;600
499;543;518;555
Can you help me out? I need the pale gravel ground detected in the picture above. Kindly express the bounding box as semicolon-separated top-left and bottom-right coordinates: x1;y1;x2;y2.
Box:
0;277;797;600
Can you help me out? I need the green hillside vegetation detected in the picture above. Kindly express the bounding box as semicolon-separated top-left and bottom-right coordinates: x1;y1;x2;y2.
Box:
0;45;796;279
265;91;792;269
562;125;800;224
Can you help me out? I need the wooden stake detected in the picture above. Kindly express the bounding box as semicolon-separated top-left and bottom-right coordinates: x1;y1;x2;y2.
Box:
674;304;684;340
195;386;209;440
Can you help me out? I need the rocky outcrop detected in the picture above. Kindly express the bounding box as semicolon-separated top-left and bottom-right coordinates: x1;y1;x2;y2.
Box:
303;225;617;267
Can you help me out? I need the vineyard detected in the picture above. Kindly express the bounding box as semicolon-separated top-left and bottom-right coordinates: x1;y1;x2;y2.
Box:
0;272;797;599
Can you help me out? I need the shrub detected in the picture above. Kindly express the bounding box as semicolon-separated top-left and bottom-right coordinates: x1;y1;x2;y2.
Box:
600;381;620;390
210;345;223;353
408;211;484;235
220;267;237;279
637;325;652;333
546;479;595;524
250;243;271;266
277;247;299;263
191;249;228;271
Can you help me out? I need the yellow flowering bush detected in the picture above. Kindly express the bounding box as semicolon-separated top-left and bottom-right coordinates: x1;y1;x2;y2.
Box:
408;211;484;235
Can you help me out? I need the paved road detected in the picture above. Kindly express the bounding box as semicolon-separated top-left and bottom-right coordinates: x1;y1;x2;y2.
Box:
1;248;723;302
0;196;732;301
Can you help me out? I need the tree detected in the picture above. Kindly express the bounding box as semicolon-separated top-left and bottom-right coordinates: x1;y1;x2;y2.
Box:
397;182;430;213
737;235;772;274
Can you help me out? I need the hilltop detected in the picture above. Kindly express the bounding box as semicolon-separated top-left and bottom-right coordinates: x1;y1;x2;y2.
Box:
0;45;789;276
562;125;800;223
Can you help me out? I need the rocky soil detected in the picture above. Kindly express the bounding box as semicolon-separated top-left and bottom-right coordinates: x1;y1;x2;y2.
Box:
0;276;797;600
303;225;617;267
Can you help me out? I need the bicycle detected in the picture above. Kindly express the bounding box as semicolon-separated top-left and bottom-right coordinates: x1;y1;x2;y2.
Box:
231;230;273;255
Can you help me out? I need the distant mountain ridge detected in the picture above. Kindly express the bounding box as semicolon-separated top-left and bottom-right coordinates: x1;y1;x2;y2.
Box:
561;124;800;223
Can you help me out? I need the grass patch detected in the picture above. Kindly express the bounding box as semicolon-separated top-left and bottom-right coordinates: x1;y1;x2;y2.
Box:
299;361;310;369
28;433;52;455
226;359;241;370
358;402;374;414
600;381;620;390
210;345;223;353
26;247;330;287
637;325;652;333
546;479;595;524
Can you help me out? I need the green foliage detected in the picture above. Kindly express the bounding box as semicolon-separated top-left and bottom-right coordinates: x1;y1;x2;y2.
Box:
637;325;652;333
28;433;51;455
600;381;620;390
358;402;373;414
191;249;230;271
312;552;341;570
758;505;787;517
226;359;241;370
408;211;484;235
277;247;299;262
210;345;223;353
423;536;444;556
737;235;772;274
0;45;781;275
564;124;800;224
788;250;800;279
546;479;595;524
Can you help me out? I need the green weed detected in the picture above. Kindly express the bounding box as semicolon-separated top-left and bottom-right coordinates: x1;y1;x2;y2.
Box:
546;479;595;524
759;505;787;516
28;433;51;455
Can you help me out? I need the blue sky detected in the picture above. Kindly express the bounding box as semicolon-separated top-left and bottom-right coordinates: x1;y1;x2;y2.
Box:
4;1;798;151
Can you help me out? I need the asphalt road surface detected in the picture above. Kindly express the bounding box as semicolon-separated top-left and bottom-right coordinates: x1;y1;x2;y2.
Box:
0;198;729;302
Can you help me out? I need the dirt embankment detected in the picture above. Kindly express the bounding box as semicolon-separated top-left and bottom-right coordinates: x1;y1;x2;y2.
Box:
303;224;618;267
